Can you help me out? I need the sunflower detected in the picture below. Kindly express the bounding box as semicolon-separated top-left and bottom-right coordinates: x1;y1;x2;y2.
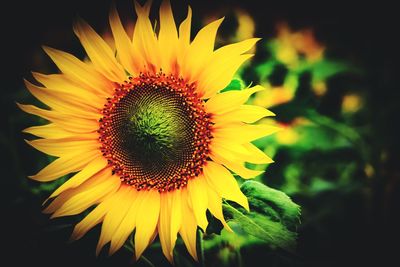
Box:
19;0;278;262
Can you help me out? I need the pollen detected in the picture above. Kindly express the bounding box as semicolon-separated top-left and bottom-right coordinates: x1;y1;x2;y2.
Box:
98;72;213;192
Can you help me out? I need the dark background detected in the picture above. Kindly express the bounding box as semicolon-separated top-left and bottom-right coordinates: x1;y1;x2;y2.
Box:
1;0;399;266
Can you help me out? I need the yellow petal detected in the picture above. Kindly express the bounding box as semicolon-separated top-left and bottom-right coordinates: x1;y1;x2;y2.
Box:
203;161;249;210
211;139;273;165
210;148;263;179
25;138;99;157
42;46;113;96
97;186;132;255
23;124;76;139
109;189;140;255
158;0;178;73
32;72;104;108
18;104;99;133
158;190;182;263
28;150;99;181
207;186;232;232
243;143;274;164
24;79;100;119
187;176;208;231
213;123;281;143
213;38;260;58
73;18;126;82
212;139;250;155
177;6;192;66
188;18;223;58
134;189;160;260
200;54;254;99
213;105;275;124
182;18;224;85
44;167;114;214
71;189;120;241
133;0;159;72
109;4;141;75
205;85;265;114
48;156;108;199
198;38;260;98
51;171;120;218
179;188;198;260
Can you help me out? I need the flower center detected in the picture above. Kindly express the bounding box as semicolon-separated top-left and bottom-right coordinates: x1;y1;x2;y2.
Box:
99;73;212;191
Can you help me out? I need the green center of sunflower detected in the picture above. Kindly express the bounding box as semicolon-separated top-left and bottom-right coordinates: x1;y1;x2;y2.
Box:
99;73;212;192
119;84;196;174
126;99;179;164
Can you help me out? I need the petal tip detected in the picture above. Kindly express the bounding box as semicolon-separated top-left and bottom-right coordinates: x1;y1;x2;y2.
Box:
27;174;37;180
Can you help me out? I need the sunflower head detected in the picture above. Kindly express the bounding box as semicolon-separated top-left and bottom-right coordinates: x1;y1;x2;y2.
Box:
20;0;278;263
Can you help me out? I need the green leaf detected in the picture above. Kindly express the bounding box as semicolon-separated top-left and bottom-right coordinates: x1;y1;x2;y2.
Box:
222;180;300;250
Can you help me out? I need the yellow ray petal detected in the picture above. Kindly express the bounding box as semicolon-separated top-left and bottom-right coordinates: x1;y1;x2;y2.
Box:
243;143;274;164
44;167;114;214
25;138;99;157
42;46;114;96
210;149;263;179
188;18;223;58
23;124;76;139
205;85;265;114
32;72;104;108
182;18;224;85
73;18;126;82
187;175;208;231
198;38;260;98
207;186;232;232
211;139;274;165
97;186;132;255
213;123;281;143
71;189;121;241
48;156;108;199
212;139;250;155
158;0;178;73
133;0;152;21
134;189;160;260
133;0;159;72
169;190;182;259
28;150;99;181
109;189;140;255
24;79;100;119
109;4;141;75
200;54;254;99
18;104;99;133
213;105;275;124
177;6;192;67
203;161;249;210
158;193;173;262
51;171;120;218
158;190;182;263
213;38;260;58
179;188;198;260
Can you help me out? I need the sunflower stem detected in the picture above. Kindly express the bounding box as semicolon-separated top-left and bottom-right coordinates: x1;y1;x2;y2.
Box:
140;255;156;267
197;229;205;267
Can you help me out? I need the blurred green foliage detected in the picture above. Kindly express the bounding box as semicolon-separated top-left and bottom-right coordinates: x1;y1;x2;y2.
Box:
193;19;374;267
